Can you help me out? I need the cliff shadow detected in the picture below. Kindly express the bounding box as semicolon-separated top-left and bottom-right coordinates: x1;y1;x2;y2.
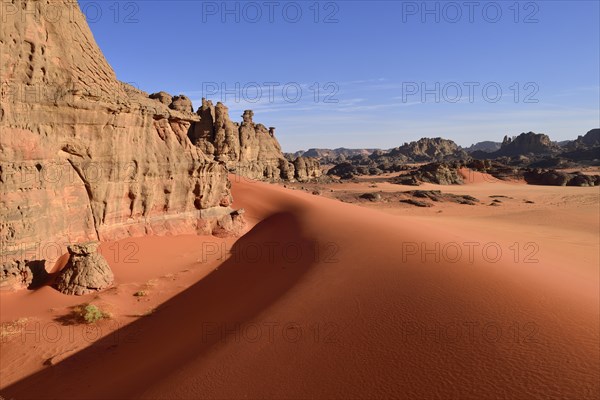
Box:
2;212;317;399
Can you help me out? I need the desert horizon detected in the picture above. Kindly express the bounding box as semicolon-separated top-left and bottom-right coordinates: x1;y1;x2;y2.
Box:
1;1;599;399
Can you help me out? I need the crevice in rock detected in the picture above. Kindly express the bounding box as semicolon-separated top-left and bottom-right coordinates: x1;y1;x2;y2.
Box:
66;159;101;241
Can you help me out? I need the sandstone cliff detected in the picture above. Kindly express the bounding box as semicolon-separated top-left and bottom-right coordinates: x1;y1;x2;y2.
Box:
0;0;239;290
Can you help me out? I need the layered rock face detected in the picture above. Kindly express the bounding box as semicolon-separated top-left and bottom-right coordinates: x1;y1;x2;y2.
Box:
0;0;236;287
188;99;319;182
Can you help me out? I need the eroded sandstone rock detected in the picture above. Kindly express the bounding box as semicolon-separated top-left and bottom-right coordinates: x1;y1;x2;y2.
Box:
523;169;600;187
212;209;247;238
170;95;194;113
149;91;173;105
0;0;239;279
499;132;560;156
293;157;321;182
54;242;113;295
189;102;298;181
1;260;33;291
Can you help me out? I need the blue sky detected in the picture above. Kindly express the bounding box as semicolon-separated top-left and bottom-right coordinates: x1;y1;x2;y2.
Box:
81;0;600;152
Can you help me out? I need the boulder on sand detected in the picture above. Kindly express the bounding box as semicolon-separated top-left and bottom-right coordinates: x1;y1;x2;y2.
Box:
54;242;114;296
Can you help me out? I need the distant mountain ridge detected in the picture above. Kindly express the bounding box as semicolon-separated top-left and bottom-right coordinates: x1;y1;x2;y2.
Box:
288;148;378;163
324;129;600;179
462;141;502;153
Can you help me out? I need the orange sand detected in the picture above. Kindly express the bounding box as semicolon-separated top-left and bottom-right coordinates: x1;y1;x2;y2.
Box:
1;176;598;399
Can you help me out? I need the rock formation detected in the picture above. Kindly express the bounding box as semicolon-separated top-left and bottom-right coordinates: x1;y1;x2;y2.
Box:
389;138;468;162
465;160;600;186
293;157;321;182
0;0;241;289
326;138;467;178
169;95;194;113
574;128;600;148
188;99;320;182
1;258;48;291
149;91;173;105
523;169;600;187
559;129;600;163
462;141;502;153
288;148;378;164
496;132;560;156
390;163;465;185
54;242;113;295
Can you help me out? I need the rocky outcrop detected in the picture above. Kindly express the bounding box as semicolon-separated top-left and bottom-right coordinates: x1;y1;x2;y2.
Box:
189;100;309;181
326;138;467;178
212;209;246;238
54;242;113;295
465;160;521;180
390;163;465;185
359;193;382;202
0;259;48;291
567;129;600;149
523;169;600;187
0;0;240;286
2;260;31;291
462;141;502;153
389;138;468;162
465;160;599;186
403;190;479;205
293;157;321;182
496;132;560;157
559;129;600;163
288;148;378;164
149;91;173;106
169;95;194;113
415;163;465;185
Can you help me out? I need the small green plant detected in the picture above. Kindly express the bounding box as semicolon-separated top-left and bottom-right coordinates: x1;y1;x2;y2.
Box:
80;304;108;324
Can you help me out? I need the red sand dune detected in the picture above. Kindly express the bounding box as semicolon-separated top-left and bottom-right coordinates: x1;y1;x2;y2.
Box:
1;177;598;399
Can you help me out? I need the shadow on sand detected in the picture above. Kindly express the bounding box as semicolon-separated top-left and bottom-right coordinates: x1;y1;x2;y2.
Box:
3;212;317;399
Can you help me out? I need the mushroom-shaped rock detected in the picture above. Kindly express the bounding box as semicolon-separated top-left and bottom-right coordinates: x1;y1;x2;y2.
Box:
54;242;114;296
169;95;194;113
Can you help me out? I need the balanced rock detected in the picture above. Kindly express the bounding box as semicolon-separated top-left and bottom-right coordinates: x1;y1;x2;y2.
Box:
54;242;114;296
